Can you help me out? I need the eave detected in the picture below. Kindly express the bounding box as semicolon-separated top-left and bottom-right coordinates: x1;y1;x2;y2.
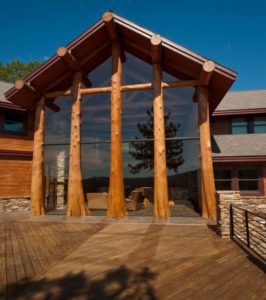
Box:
213;155;266;163
4;12;237;112
213;108;266;117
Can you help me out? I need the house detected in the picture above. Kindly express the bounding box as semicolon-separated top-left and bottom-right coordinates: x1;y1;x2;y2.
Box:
0;12;242;218
212;90;266;197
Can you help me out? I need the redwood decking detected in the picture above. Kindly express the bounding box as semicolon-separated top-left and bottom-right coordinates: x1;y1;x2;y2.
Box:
0;219;265;299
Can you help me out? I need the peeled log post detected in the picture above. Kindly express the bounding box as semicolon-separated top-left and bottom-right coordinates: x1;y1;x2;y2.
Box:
151;35;169;218
198;86;216;220
67;72;89;216
107;42;127;217
31;97;45;215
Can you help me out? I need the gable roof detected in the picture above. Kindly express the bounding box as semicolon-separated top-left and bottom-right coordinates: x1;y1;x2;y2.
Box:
0;80;26;111
0;81;13;103
214;90;266;114
5;12;237;112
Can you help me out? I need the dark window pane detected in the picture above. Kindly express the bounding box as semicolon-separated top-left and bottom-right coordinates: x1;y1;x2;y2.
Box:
238;169;258;179
215;180;232;190
254;117;266;133
214;169;231;180
3;112;25;133
239;180;259;191
232;117;248;134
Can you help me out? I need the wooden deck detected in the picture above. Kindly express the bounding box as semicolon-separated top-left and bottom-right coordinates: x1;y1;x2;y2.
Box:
0;219;265;299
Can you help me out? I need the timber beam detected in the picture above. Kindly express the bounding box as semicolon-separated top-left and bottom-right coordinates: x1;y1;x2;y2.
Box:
31;96;46;216
193;60;216;102
196;60;217;220
151;34;169;218
57;47;92;87
15;79;60;112
15;80;41;99
107;36;127;217
67;72;90;216
45;79;199;98
102;11;126;63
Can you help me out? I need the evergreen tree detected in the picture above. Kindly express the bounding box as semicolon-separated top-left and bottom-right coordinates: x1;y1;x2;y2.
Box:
128;107;184;174
0;60;42;83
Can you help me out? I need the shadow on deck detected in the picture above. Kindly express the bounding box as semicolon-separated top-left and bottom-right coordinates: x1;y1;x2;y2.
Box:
0;219;265;299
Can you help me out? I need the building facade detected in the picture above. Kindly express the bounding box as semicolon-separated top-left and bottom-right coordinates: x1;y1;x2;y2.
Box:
0;12;246;218
212;90;266;197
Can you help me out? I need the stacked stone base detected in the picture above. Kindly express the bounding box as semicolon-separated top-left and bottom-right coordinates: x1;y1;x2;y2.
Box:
0;197;30;214
216;191;266;237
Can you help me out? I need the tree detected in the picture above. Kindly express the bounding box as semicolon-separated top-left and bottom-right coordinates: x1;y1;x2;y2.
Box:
0;60;42;83
128;107;184;174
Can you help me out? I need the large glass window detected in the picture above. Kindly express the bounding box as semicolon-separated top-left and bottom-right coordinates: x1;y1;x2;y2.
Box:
214;169;232;190
238;168;260;191
231;117;248;134
44;54;200;215
254;116;266;133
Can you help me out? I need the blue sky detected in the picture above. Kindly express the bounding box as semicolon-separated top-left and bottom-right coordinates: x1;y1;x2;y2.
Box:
0;0;265;91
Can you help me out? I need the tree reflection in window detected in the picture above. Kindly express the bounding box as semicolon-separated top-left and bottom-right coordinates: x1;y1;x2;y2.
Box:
128;107;184;174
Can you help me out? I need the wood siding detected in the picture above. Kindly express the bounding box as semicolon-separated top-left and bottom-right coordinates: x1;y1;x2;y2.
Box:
0;111;34;151
0;156;32;197
0;110;34;198
211;117;230;135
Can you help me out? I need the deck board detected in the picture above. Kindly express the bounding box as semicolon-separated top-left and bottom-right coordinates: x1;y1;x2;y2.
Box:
0;219;264;299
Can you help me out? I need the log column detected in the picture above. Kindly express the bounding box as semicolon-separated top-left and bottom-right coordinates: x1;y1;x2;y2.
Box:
151;35;169;218
197;61;217;220
31;97;45;215
67;72;89;216
107;42;127;217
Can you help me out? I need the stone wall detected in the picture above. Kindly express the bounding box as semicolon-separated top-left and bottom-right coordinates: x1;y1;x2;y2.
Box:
0;197;30;213
216;191;266;237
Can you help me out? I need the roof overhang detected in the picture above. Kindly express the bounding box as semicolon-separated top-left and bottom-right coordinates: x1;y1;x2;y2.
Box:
5;13;237;112
213;156;266;163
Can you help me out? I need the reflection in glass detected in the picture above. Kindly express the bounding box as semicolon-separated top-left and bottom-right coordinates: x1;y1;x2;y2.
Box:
45;96;72;144
231;117;248;134
122;52;152;85
81;143;110;193
167;140;199;216
44;145;69;212
43;52;200;216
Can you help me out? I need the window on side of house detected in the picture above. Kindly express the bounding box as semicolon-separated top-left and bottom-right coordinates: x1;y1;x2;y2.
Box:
254;116;266;133
231;117;248;134
238;168;260;191
1;111;26;134
214;169;232;190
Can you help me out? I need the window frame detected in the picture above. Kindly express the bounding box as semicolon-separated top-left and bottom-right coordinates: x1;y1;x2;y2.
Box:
214;165;264;196
253;116;266;134
0;108;28;136
231;117;249;134
214;169;233;191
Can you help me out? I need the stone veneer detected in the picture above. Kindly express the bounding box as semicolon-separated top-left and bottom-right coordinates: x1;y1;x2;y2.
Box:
216;191;266;237
0;197;30;213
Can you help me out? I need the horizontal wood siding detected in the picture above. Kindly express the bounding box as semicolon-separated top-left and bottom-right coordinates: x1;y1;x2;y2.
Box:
0;156;32;197
0;109;34;197
0;111;34;151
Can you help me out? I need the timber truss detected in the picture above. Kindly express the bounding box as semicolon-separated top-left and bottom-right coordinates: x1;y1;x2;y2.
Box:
5;12;237;220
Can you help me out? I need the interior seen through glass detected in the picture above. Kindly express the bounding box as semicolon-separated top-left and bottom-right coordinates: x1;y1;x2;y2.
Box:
44;53;199;216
